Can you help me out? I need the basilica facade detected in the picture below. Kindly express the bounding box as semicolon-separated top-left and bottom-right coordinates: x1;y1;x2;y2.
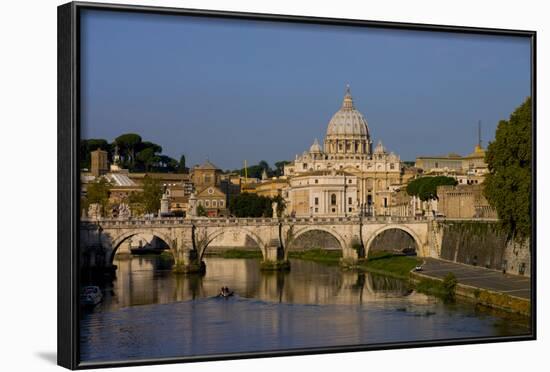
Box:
283;86;410;217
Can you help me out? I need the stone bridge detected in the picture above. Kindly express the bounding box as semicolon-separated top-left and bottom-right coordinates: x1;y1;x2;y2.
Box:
80;216;435;273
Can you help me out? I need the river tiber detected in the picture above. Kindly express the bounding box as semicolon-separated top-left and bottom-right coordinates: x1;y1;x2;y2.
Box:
79;87;531;362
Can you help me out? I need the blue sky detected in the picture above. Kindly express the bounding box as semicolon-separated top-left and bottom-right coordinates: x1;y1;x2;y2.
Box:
81;9;531;170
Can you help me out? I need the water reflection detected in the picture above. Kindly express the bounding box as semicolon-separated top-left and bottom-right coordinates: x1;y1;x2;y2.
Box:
80;256;530;363
93;256;432;311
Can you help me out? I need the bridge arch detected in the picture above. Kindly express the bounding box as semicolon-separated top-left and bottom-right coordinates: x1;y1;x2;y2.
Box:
288;226;348;259
110;229;175;263
364;225;423;257
198;227;267;261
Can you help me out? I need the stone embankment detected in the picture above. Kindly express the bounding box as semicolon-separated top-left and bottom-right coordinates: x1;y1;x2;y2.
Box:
410;258;531;316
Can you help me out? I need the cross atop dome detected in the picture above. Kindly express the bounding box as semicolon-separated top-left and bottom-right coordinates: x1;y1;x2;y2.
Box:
342;84;354;110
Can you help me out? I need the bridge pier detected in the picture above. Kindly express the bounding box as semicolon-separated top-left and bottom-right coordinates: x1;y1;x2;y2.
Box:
259;240;290;271
339;249;363;269
173;248;206;275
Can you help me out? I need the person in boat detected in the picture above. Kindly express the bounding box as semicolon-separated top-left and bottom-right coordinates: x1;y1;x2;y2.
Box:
218;286;233;297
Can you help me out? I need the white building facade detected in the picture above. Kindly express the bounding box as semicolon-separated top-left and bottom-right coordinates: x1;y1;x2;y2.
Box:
283;86;406;217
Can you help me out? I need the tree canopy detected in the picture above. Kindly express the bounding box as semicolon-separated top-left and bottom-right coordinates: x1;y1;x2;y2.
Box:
229;193;274;217
178;154;187;173
484;97;532;240
274;160;291;177
83;177;111;216
80;139;110;170
406;176;457;201
80;133;185;173
127;176;164;215
230;160;291;179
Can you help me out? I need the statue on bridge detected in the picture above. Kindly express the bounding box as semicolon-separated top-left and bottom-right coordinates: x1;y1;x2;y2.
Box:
118;203;131;219
187;193;197;218
87;203;102;220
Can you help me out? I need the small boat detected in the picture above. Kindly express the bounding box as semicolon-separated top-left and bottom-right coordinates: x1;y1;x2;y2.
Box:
218;287;234;298
80;286;103;306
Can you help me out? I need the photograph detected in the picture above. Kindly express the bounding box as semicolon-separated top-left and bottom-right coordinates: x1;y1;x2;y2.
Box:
68;2;534;367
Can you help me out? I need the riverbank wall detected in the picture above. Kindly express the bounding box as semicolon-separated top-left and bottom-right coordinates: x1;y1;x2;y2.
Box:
410;271;530;316
432;221;530;277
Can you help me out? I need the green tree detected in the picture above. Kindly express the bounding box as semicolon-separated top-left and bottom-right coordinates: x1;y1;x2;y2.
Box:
80;139;109;170
115;133;142;169
128;191;145;216
178;154;187;173
406;176;457;201
258;160;270;173
136;147;160;172
133;176;163;214
484;97;532;240
442;273;458;302
84;178;111;216
274;160;291;176
236;161;273;179
196;204;207;217
137;141;162;154
157;155;179;172
229;193;273;217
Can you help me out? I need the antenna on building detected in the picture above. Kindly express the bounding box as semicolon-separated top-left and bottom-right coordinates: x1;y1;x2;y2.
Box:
244;159;248;183
478;120;482;148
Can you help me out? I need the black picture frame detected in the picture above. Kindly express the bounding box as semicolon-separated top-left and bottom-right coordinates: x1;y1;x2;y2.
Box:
58;1;537;369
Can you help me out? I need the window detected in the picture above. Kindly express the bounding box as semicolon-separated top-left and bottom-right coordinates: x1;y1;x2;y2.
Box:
390;163;395;170
212;200;217;208
314;197;319;205
331;194;337;205
204;175;212;184
315;208;318;213
348;197;352;205
349;207;352;212
332;208;336;213
348;179;352;184
205;200;210;207
383;198;387;208
303;163;308;169
315;179;318;184
219;200;224;207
